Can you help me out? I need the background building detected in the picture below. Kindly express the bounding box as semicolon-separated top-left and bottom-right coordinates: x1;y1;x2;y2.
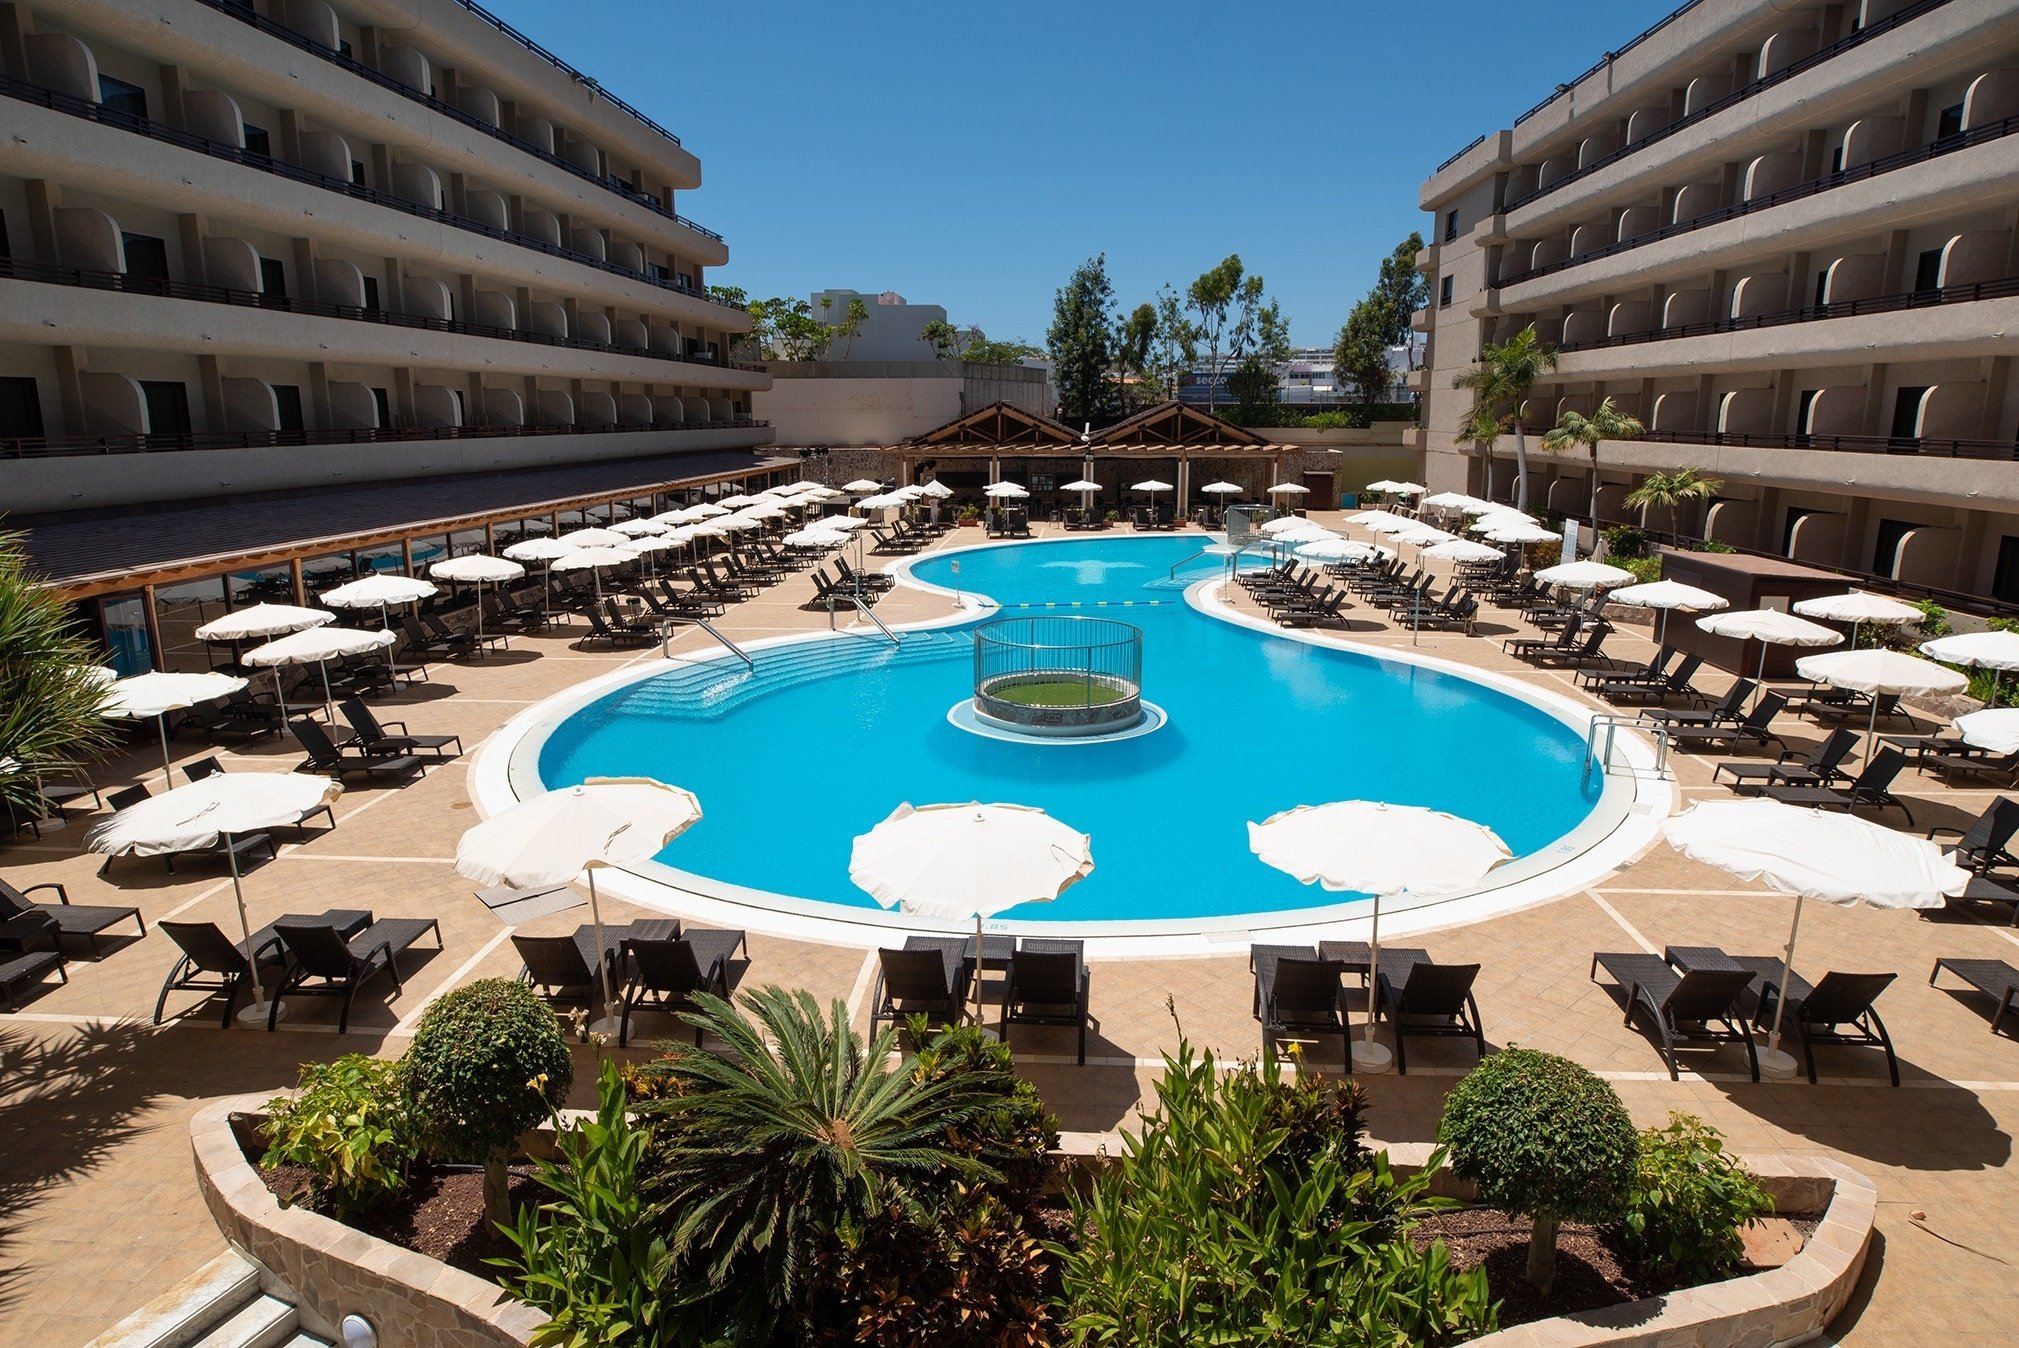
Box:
1178;343;1420;408
1416;0;2019;609
1;0;780;668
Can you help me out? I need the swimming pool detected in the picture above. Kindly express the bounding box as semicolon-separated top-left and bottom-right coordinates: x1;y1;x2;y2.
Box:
520;535;1623;935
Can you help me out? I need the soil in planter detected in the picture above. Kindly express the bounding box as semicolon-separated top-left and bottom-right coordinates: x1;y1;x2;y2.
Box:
258;1161;537;1278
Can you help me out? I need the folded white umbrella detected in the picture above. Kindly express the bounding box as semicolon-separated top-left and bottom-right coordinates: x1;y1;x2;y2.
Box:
1131;479;1174;492
1481;522;1562;545
1663;798;1969;1076
1266;482;1310;496
1364;480;1426;496
458;777;703;1032
195;604;333;643
842;479;885;493
1200;481;1244;495
1797;647;1968;757
559;527;630;549
1533;560;1634;590
851;801;1092;1019
1953;707;2019;754
244;625;397;723
319;574;437;630
88;771;343;1020
103;670;250;789
983;482;1031;498
611;518;669;537
1421;538;1505;563
1610;579;1729;645
1249;801;1509;1072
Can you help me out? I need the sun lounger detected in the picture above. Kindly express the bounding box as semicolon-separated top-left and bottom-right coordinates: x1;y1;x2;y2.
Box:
1590;951;1759;1081
0;910;66;1010
1924;748;2019;787
1930;957;2019;1034
1255;954;1349;1064
1927;797;2019;875
1761;747;1914;825
270;915;442;1032
338;698;462;761
1663;693;1788;753
1000;938;1091;1063
1724;959;1899;1085
1374;957;1484;1075
154;919;287;1026
291;718;426;783
870;939;973;1033
0;877;143;958
618;929;745;1046
1714;728;1857;792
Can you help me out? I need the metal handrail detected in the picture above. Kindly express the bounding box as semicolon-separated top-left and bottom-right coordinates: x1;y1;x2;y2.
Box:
0;415;768;461
1512;0;1704;129
670;616;752;668
849;597;901;647
1504;0;1953;211
1552;274;2019;353
1585;713;1669;781
1500;112;2019;288
0;75;750;318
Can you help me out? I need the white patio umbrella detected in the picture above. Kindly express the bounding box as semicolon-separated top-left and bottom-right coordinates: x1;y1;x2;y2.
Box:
850;802;1093;1022
559;527;630;550
855;493;903;511
1421;538;1506;564
1364;480;1426;496
1394;525;1457;548
784;527;849;549
620;535;681;580
1794;590;1925;649
503;536;581;619
1271;524;1339;546
1346;510;1410;531
1922;630;2019;706
1297;537;1387;564
243;626;397;724
983;482;1030;498
1266;482;1310;496
429;554;526;646
610;518;669;537
715;494;762;509
1952;707;2019;755
1248;801;1510;1072
1609;579;1729;646
842;479;885;493
684;502;734;521
1470;507;1540;528
919;481;953;499
1663;798;1969;1077
1201;481;1244;495
1360;514;1419;535
1533;560;1635;590
194;604;334;643
818;515;869;532
551;545;635;599
319;573;437;630
457;777;703;1035
1797;648;1967;758
1695;608;1843;704
1131;478;1174;493
102;671;248;789
1260;515;1323;537
1481;521;1562;545
87;772;342;1022
1062;479;1101;493
1422;491;1489;513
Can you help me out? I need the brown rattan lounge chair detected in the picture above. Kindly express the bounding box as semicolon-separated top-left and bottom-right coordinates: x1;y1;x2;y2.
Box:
153;919;286;1026
1374;957;1484;1075
1930;957;2019;1034
1729;959;1899;1085
1592;952;1759;1081
1714;728;1858;792
618;930;745;1046
869;940;971;1034
1255;954;1348;1065
1760;747;1915;825
338;698;463;760
0;910;66;1010
1000;938;1091;1063
290;718;426;783
0;877;143;958
269;915;442;1032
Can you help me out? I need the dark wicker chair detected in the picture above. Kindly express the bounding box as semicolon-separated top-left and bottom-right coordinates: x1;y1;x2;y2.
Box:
153;920;285;1027
869;940;971;1034
1374;958;1484;1075
1734;961;1899;1085
269;916;441;1032
1591;953;1760;1081
618;931;745;1046
1255;954;1348;1065
1000;938;1091;1064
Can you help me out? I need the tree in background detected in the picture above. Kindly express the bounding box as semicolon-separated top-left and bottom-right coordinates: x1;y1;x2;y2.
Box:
1114;303;1159;409
1332;304;1394;406
1332;233;1428;404
1049;254;1120;424
919;318;962;361
0;530;113;819
816;294;870;360
1460;402;1509;504
1184;255;1272;411
1543;396;1647;522
922;320;1042;367
1225;299;1294;419
1145;286;1197;403
1625;468;1722;536
1453;325;1557;511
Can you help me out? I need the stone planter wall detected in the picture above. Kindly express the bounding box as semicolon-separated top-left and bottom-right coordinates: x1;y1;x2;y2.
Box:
198;1110;1874;1348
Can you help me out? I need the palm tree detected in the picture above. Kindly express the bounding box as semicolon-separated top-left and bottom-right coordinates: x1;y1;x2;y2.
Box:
0;530;114;818
1624;469;1723;537
641;986;1002;1321
1452;325;1557;511
1460;402;1509;504
1542;397;1646;523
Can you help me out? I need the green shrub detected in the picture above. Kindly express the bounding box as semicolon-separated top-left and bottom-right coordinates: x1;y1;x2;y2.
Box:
1058;1039;1495;1345
1916;598;1952;638
1690;539;1737;553
955;505;981;527
498;1060;682;1348
1620;1113;1772;1289
261;1054;418;1218
906;1017;1058;1191
1601;524;1649;560
1620;555;1663;584
406;978;573;1224
1438;1048;1639;1294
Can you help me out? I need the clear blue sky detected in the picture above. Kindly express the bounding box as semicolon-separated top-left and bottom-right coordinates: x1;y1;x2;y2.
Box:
484;0;1677;348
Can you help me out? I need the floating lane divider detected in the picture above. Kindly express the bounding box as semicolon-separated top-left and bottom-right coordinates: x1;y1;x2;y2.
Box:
1004;600;1166;609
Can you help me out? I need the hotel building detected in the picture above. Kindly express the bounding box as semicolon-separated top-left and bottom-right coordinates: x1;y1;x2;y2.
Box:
1415;0;2019;609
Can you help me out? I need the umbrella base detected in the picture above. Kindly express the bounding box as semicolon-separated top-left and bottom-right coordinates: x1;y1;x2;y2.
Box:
1757;1046;1799;1079
588;1016;623;1040
30;814;65;833
238;1000;284;1026
1350;1040;1393;1074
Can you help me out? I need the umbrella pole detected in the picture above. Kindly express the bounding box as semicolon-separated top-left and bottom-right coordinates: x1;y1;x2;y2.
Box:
1866;694;1880;765
974;911;985;1027
317;660;334;725
228;834;276;1023
586;868;617;1038
1353;894;1395;1073
1760;895;1805;1077
156;713;174;791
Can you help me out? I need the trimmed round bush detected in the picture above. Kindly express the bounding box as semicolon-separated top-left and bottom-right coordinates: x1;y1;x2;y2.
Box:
406;978;573;1222
1438;1048;1639;1294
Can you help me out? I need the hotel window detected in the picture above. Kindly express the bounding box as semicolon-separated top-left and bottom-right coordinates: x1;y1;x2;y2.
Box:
97;75;147;119
122;233;170;287
361;276;381;311
272;385;305;434
243;124;271;158
370;387;392;427
140;381;192;436
1937;102;1965;141
1439;275;1454;308
1444;209;1459;242
1995;537;2019;605
258;257;287;299
1890;387;1929;441
1914;248;1944;294
0;377;44;440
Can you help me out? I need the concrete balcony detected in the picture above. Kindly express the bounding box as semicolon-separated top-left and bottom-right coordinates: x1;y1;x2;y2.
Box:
1410;306;1432;333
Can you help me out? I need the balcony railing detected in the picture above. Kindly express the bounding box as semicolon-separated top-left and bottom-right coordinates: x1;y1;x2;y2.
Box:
1504;0;1954;212
0;74;746;319
1552;273;2019;353
1514;424;2019;462
1;417;770;462
0;256;765;373
1500;111;2019;287
1511;0;1705;130
192;0;722;241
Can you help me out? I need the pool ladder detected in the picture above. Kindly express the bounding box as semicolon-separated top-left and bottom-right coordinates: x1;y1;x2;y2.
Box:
1584;714;1670;783
826;587;901;647
660;615;752;668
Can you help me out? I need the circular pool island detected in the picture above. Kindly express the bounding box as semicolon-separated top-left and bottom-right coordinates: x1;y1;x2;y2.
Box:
972;615;1144;737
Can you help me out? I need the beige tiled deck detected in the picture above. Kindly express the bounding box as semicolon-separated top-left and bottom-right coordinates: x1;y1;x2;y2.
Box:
8;516;2019;1344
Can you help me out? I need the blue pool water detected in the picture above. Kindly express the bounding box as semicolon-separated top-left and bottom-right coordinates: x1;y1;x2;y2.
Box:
536;537;1601;925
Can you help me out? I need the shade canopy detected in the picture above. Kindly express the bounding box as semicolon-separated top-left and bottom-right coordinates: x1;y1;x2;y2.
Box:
1260;515;1323;536
1298;538;1388;563
1533;560;1634;590
1468;505;1537;523
919;481;954;499
1610;580;1728;613
1795;648;1967;696
88;772;342;859
849;802;1092;923
503;536;580;562
819;516;870;532
429;554;525;584
1062;479;1101;492
558;527;630;549
552;546;637;571
102;670;247;720
714;494;761;508
621;536;681;555
1200;481;1244;494
1481;522;1562;544
1364;479;1427;495
1422;491;1490;511
1921;630;2019;672
1346;510;1410;530
1395;525;1458;547
983;482;1031;498
1664;798;1966;909
1793;591;1925;625
1266;482;1310;495
1248;801;1510;895
1421;538;1506;563
784;527;850;548
1130;479;1175;492
194;604;333;642
855;494;905;510
685;503;733;520
842;479;885;493
1271;524;1339;546
242;626;396;666
320;574;436;608
1695;608;1842;647
1954;707;2019;754
456;778;703;887
610;518;669;537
